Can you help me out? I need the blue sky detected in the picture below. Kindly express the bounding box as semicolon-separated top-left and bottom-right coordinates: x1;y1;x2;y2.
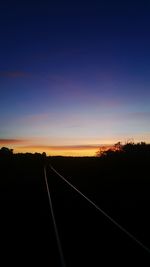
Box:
0;0;150;155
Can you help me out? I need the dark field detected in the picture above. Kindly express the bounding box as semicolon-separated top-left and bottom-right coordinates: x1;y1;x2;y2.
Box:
0;147;150;266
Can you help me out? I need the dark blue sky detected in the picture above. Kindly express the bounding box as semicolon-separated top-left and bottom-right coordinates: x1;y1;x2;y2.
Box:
0;0;150;155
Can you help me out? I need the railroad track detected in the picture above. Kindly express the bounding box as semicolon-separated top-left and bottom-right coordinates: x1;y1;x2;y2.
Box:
1;158;150;266
44;164;150;266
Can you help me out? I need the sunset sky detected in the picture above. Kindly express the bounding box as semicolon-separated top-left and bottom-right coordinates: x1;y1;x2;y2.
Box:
0;1;150;156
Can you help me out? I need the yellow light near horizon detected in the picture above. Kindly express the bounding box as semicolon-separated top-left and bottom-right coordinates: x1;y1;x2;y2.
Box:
14;146;98;156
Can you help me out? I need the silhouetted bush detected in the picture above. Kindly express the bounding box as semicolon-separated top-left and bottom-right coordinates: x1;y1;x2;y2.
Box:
96;142;150;159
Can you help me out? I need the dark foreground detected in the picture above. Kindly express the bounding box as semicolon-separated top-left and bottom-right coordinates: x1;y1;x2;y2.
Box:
0;150;150;266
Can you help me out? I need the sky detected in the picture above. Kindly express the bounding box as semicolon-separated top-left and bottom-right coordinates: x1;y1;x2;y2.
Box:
0;0;150;156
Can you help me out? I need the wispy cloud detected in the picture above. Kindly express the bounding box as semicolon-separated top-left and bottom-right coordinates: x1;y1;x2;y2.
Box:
0;138;28;145
21;113;49;124
19;144;102;151
129;111;150;120
0;71;29;78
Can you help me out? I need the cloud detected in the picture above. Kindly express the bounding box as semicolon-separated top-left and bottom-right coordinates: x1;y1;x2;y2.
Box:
17;144;108;151
0;139;27;145
21;113;49;124
0;71;29;78
129;111;150;120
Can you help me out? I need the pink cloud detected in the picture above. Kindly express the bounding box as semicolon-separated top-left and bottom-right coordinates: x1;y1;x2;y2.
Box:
22;113;49;124
0;71;29;78
0;139;28;145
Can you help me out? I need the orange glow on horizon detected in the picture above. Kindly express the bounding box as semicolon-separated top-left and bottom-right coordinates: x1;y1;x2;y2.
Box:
12;144;119;156
1;136;150;156
14;146;100;156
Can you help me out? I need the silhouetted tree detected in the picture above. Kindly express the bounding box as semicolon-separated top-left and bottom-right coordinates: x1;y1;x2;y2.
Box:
42;152;47;157
114;141;122;150
0;147;13;156
96;141;150;158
